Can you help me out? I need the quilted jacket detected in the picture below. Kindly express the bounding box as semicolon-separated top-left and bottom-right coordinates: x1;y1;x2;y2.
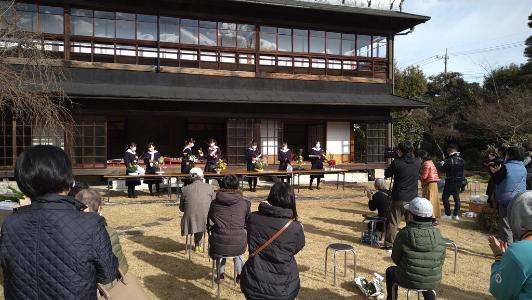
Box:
0;195;118;300
419;160;440;184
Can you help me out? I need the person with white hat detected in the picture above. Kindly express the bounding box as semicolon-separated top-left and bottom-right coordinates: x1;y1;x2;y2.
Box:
385;197;446;300
180;167;215;253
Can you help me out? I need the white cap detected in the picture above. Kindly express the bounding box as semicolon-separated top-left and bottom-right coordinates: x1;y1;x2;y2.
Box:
404;197;433;218
190;167;204;178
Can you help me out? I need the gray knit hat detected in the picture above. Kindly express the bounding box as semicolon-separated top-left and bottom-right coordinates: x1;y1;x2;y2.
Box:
508;191;532;240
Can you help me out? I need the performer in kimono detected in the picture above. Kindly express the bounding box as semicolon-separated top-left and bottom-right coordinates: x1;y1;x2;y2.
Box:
181;138;196;186
278;141;293;183
246;139;261;192
144;142;163;196
200;138;222;185
309;140;325;190
124;142;141;198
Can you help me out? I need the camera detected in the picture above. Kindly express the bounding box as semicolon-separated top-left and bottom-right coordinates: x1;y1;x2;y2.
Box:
491;158;504;167
384;147;399;159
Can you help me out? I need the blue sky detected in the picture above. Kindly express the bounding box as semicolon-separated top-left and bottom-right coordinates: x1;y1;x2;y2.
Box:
395;0;531;83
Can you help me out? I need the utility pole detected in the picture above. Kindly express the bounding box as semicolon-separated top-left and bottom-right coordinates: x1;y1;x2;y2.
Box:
436;48;449;74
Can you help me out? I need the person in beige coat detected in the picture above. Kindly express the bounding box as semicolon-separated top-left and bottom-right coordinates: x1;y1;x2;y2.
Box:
180;168;216;252
418;150;441;222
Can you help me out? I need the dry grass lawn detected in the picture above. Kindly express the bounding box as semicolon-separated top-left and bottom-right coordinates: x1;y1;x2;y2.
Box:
98;182;493;300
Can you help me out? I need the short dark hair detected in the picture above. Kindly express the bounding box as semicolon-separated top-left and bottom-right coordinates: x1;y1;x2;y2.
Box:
75;189;102;212
417;149;430;161
221;174;240;190
208;138;217;144
128;141;137;148
251;139;257;146
398;141;414;154
148;142;155;148
267;182;298;220
185;138;195;145
15;145;74;199
412;214;432;223
506;146;524;161
67;181;90;197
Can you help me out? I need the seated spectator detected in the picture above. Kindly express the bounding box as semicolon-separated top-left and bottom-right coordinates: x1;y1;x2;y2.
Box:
0;145;118;299
180;168;215;253
241;182;305;300
67;180;89;197
385;197;445;300
75;188;129;275
208;174;250;283
364;178;389;232
488;191;532;299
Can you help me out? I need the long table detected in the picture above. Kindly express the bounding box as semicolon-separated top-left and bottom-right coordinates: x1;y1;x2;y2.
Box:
103;168;347;200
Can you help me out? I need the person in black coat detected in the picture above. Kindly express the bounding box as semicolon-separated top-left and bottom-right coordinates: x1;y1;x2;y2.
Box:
144;142;163;196
309;140;325;190
181;138;196;186
246;139;261;192
483;150;499;208
278;141;293;184
0;145;118;300
437;144;465;220
364;178;389;232
208;175;251;282
240;182;305;300
124;142;141;198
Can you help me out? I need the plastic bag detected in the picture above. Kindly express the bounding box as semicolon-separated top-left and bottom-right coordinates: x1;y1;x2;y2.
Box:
355;273;385;299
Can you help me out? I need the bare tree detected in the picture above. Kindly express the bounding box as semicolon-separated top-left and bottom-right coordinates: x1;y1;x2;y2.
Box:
0;1;71;135
468;87;532;146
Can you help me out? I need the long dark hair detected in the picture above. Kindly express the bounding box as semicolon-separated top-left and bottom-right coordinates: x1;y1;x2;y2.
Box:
185;138;195;145
267;182;298;220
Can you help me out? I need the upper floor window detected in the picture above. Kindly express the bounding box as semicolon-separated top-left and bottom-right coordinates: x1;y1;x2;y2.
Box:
293;29;308;53
309;30;325;54
137;14;157;41
180;19;198;44
15;3;63;34
237;24;255;49
357;35;371;57
160;16;179;42
372;36;387;58
260;26;276;51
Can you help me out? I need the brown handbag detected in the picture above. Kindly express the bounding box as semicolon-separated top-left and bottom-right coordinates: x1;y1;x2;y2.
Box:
250;219;294;258
97;270;151;300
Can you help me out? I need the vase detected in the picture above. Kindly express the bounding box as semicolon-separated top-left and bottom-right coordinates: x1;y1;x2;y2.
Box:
215;168;221;174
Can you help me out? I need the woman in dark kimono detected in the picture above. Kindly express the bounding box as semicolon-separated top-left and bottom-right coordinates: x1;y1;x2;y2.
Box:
278;141;293;184
124;142;141;198
202;138;222;185
144;142;163;196
246;139;261;192
309;140;325;190
181;138;195;186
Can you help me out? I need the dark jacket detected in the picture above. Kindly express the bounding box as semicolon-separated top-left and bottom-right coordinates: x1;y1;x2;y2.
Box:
384;154;421;202
0;195;118;300
368;190;389;219
208;190;251;258
391;220;446;290
439;152;465;189
240;202;305;300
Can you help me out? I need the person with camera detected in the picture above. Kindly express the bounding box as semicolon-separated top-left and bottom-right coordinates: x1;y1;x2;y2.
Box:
383;141;421;250
438;144;465;220
490;146;527;245
484;150;501;208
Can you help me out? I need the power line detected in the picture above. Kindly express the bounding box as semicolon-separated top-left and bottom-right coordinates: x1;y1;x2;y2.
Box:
449;41;525;56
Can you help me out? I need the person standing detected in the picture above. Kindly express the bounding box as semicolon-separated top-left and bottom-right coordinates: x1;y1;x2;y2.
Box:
0;145;118;299
488;191;532;299
484;150;500;208
144;142;163;196
124;142;141;198
181;138;196;186
383;141;421;249
180;168;216;253
438;144;465;220
201;138;222;185
208;175;251;282
309;140;325;190
418;150;441;222
240;182;305;300
490;146;527;245
278;141;293;184
246;140;261;192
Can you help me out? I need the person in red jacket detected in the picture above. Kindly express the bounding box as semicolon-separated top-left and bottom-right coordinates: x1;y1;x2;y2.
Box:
418;150;441;223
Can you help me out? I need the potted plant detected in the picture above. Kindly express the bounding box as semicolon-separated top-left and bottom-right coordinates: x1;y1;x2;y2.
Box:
155;156;166;174
127;161;139;175
214;159;227;174
254;156;267;172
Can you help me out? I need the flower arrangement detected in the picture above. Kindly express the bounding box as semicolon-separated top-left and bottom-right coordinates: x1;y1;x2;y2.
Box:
0;186;25;202
127;161;139;174
254;156;267;171
326;152;336;168
214;159;227;174
296;149;304;170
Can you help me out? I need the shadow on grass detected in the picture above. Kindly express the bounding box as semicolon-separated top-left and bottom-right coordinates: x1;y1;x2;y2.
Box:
303;223;356;243
298;286;348;300
143;274;214;300
134;250;211;281
437;282;491;300
312;217;367;233
128;235;186;252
